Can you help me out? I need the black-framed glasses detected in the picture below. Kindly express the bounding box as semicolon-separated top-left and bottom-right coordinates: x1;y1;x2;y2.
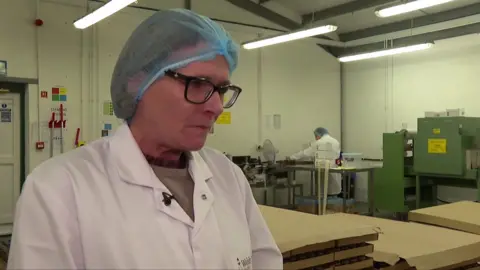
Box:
165;70;242;109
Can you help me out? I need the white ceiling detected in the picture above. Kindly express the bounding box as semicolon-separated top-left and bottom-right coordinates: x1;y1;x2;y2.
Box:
270;0;480;33
129;0;480;39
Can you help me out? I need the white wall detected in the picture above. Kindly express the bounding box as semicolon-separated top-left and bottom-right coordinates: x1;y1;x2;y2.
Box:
0;0;340;173
260;41;341;158
343;34;480;202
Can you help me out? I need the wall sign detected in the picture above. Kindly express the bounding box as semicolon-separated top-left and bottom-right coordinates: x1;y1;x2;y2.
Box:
0;103;11;123
216;111;231;125
103;101;113;116
40;91;48;98
51;87;67;102
0;60;7;76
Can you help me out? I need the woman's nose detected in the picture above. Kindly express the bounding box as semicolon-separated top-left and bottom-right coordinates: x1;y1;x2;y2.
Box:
204;92;224;115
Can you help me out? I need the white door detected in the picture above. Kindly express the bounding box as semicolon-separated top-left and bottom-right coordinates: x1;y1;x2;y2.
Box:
0;92;21;225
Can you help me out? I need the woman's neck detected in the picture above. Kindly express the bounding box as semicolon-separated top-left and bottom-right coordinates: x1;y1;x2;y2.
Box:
130;125;185;168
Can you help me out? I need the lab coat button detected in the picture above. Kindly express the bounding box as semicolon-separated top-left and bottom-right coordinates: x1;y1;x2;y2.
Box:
201;194;207;200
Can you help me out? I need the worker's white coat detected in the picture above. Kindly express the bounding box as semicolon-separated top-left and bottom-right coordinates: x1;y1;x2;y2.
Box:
8;124;282;270
290;134;342;195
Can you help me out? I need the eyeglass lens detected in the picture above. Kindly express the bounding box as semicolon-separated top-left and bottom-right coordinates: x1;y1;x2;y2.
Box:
186;79;237;108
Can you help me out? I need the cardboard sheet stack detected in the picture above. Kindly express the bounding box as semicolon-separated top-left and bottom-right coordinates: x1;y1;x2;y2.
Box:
405;201;480;270
322;213;480;270
408;201;480;235
260;205;480;270
259;206;379;270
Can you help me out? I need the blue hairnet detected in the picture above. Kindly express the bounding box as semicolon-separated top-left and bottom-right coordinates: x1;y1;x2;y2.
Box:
110;9;239;120
314;127;329;137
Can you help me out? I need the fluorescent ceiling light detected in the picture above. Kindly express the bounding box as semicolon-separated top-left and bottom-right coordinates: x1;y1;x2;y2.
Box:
338;43;433;62
74;0;136;29
376;0;456;18
242;25;338;50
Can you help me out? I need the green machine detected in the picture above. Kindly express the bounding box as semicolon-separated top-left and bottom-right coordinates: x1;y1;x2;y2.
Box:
375;116;480;213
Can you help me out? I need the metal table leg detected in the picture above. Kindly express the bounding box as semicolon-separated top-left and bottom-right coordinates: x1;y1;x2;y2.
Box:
342;172;347;212
310;171;314;196
292;184;303;208
318;170;325;215
287;184;292;206
285;171;293;207
416;175;421;209
340;172;352;212
368;169;375;216
272;186;277;207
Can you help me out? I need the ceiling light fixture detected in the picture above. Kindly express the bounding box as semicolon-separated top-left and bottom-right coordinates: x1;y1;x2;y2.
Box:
74;0;136;29
338;43;434;62
375;0;456;18
242;25;338;50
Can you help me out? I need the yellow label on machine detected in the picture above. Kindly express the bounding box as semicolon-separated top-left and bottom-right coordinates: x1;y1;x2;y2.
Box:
428;138;447;154
432;128;441;134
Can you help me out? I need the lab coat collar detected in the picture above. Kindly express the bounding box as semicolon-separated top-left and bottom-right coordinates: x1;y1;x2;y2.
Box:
109;124;213;189
189;151;213;183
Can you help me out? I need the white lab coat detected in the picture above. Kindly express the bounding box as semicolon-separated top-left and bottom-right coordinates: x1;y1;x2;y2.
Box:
8;124;282;270
290;134;342;195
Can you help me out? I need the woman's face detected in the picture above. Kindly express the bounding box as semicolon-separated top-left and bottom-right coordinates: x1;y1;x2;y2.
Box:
133;56;229;151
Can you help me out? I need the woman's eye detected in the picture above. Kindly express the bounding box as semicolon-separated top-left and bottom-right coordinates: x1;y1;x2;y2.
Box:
190;80;211;90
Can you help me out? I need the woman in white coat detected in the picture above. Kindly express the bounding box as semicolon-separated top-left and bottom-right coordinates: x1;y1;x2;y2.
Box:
7;9;282;270
289;127;342;196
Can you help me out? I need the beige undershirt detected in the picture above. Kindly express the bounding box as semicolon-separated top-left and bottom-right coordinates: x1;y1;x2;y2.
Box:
151;165;195;221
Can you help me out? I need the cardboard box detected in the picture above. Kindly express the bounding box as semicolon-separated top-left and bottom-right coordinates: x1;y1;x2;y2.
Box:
408;201;480;235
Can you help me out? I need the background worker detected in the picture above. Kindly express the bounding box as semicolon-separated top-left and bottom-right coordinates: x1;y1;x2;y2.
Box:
289;127;342;196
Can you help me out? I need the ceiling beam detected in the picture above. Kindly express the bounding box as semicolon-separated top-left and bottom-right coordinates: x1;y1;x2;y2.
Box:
225;0;299;29
259;0;271;4
301;0;397;25
340;2;480;41
330;22;480;57
224;0;343;58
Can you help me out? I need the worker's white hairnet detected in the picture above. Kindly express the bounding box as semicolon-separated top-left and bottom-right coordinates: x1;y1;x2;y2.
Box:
110;9;239;120
314;127;329;137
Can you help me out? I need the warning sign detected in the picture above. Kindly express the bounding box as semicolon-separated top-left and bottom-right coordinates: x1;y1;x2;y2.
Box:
216;111;231;125
428;138;447;154
103;101;113;116
0;103;11;123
